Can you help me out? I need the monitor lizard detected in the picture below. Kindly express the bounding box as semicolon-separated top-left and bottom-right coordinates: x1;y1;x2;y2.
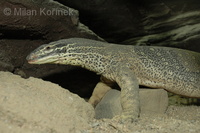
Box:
26;38;200;122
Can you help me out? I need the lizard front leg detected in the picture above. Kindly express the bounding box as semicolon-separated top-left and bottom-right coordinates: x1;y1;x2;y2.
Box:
114;65;140;122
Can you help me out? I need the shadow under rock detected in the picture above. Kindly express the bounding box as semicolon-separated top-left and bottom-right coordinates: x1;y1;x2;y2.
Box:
43;68;100;98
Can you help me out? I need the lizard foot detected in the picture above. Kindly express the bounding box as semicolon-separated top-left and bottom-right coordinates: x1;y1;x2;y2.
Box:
113;114;139;124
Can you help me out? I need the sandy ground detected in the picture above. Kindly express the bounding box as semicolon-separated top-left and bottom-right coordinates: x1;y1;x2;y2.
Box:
0;71;199;133
87;105;200;133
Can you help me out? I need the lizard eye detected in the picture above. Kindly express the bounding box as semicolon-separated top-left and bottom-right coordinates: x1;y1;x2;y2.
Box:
46;46;51;50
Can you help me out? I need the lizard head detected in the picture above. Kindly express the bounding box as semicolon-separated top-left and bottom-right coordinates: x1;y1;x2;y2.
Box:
26;39;80;65
26;38;106;66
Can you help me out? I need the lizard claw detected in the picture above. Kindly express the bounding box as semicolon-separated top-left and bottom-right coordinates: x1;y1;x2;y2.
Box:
113;114;139;123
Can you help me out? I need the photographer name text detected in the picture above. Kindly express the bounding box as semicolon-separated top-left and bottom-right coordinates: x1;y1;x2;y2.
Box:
3;7;74;16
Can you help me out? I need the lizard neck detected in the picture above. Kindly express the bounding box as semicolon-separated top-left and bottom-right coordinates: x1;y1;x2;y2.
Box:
55;43;111;75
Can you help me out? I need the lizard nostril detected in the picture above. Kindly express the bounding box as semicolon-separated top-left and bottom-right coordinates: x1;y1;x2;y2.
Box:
26;55;31;60
26;54;36;61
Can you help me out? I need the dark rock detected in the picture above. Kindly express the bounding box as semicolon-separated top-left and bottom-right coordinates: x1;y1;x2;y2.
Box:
0;0;103;41
57;0;200;52
0;50;14;72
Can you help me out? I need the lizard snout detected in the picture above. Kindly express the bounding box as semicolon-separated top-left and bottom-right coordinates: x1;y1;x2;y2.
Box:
26;53;37;64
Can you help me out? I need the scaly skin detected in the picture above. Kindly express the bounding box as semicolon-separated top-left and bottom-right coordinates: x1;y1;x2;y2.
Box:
26;38;200;122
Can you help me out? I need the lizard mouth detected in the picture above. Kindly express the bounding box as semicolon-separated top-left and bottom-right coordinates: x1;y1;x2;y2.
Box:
27;59;37;64
26;54;38;64
26;54;59;64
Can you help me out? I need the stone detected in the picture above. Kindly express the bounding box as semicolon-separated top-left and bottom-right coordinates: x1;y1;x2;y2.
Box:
0;71;94;133
95;88;168;119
